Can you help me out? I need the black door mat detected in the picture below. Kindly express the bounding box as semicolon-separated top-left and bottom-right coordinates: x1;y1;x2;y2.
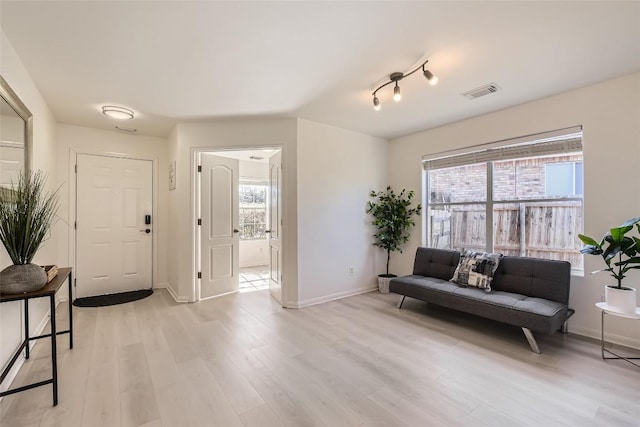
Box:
73;289;153;307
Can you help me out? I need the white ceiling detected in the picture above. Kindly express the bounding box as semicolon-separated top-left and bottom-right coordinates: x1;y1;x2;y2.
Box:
1;1;639;140
213;149;279;164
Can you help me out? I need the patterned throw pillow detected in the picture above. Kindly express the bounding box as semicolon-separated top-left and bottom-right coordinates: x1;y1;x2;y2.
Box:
451;249;503;292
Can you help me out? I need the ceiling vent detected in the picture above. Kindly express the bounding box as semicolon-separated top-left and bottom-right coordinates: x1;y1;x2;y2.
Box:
115;126;137;133
462;83;501;100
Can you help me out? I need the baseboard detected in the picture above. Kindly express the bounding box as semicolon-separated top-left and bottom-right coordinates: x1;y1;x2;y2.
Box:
286;284;377;309
199;290;238;301
0;301;58;398
239;263;269;268
161;283;189;303
570;325;640;350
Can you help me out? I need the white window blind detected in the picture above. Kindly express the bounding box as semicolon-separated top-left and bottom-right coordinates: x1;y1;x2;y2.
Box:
423;127;583;170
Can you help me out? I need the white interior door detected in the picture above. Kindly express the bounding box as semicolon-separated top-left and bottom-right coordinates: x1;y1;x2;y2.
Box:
200;154;239;299
268;151;282;303
76;154;153;298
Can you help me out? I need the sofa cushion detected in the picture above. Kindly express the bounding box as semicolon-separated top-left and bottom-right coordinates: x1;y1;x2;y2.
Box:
492;256;571;304
412;247;460;280
451;250;503;292
390;275;453;301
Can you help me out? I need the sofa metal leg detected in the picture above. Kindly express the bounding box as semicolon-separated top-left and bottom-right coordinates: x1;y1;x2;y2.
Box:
397;296;405;309
561;321;569;334
522;328;541;354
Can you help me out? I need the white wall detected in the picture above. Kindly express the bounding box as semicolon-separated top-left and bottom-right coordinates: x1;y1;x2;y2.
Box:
1;29;59;390
168;119;388;307
55;124;169;293
296;119;388;306
166;126;180;299
239;239;269;268
389;72;640;348
239;159;269;182
167;119;298;303
239;160;269;268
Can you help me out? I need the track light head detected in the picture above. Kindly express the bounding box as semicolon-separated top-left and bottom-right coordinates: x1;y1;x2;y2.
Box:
373;95;381;111
393;83;401;102
423;69;438;85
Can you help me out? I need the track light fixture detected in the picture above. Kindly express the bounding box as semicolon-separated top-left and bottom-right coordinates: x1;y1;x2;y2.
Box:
371;59;437;110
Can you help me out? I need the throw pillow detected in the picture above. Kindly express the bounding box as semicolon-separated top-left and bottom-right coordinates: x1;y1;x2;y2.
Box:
451;249;503;292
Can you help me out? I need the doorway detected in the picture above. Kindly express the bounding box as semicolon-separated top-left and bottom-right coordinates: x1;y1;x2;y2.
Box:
197;148;283;303
75;154;153;298
239;265;270;292
237;180;269;292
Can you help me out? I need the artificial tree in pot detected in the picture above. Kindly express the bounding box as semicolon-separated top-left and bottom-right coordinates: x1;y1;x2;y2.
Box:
367;186;421;293
579;216;640;314
0;171;59;294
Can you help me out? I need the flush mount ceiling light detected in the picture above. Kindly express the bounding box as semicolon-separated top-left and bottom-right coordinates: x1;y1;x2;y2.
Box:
371;59;438;111
102;105;134;120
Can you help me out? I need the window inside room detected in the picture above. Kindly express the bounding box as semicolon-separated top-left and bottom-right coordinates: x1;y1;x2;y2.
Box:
239;184;267;240
424;127;584;271
545;161;583;197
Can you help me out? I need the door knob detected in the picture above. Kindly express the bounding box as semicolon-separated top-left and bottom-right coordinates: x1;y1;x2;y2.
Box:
265;230;271;233
140;229;151;234
233;229;239;233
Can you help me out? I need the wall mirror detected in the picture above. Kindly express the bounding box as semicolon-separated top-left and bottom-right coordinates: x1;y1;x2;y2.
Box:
0;75;32;189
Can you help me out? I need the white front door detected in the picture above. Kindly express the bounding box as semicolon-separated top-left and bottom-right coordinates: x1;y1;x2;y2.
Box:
76;154;153;298
268;151;282;303
200;154;239;299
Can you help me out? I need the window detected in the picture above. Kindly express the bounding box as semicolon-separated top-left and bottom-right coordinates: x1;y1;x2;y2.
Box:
545;161;583;197
424;128;584;271
239;184;267;240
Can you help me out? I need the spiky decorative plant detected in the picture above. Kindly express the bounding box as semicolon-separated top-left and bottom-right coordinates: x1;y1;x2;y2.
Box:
0;171;59;265
578;217;640;289
367;186;422;276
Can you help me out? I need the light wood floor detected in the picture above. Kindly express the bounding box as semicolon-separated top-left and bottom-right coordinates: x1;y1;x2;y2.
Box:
1;288;639;427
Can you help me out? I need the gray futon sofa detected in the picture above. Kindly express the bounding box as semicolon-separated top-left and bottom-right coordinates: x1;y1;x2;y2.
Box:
389;247;575;353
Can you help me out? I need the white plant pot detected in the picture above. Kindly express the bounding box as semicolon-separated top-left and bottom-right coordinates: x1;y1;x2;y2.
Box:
378;274;397;294
605;285;637;314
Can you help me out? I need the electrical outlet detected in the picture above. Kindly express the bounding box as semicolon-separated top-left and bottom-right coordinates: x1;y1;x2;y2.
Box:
349;266;355;276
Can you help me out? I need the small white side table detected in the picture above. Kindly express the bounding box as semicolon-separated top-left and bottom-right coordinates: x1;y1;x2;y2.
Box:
595;302;640;368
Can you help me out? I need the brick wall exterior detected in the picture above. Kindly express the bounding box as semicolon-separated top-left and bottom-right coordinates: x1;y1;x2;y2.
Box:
429;154;583;203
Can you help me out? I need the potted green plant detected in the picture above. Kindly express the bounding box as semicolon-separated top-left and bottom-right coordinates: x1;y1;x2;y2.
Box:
578;216;640;314
0;171;59;294
367;186;421;293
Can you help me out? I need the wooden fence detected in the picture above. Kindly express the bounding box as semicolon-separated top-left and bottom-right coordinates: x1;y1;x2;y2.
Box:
430;202;583;268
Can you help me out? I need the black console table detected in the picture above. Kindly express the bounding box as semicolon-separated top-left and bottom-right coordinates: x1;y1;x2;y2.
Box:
0;267;73;406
